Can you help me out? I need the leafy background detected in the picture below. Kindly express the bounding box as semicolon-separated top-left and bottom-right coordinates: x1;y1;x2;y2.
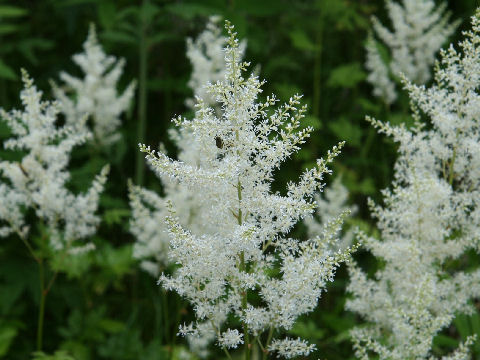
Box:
0;0;479;359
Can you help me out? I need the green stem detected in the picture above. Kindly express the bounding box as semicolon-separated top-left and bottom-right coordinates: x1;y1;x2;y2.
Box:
135;0;149;186
223;346;233;360
448;129;460;186
0;78;6;107
161;288;174;360
312;17;323;119
241;254;250;360
36;259;46;351
262;327;274;360
19;235;38;262
236;178;250;360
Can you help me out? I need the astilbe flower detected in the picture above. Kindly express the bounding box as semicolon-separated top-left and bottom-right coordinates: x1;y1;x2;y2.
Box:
347;11;480;360
185;15;246;110
52;24;136;146
366;0;458;104
136;21;355;359
0;70;109;252
130;17;245;355
128;136;212;277
128;17;239;279
304;176;357;252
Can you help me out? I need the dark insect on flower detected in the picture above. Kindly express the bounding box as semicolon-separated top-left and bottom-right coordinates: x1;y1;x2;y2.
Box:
18;163;29;177
215;136;224;149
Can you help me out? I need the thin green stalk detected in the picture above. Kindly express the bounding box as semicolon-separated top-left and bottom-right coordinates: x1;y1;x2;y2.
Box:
153;285;163;344
0;79;6;108
236;177;250;360
19;236;38;262
172;295;182;359
223;346;233;360
448;129;461;186
240;253;250;360
161;288;174;360
262;327;274;360
36;259;46;351
135;0;149;186
312;18;323;119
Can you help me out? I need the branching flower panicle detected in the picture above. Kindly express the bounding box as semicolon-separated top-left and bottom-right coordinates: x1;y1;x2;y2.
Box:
305;176;357;252
0;70;109;252
185;15;246;110
366;0;458;104
348;10;480;360
129;17;242;280
135;21;353;359
52;24;136;146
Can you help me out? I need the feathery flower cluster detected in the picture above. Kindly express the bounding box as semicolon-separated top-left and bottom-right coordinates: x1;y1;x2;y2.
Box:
348;11;480;359
185;16;246;110
128;135;212;277
136;21;354;359
130;16;246;279
52;25;136;146
0;71;109;252
268;337;316;359
366;0;458;104
304;176;357;251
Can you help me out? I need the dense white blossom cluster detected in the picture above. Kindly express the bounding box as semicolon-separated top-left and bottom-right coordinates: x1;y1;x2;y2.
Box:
128;131;212;276
348;11;480;359
128;18;235;278
0;71;109;252
185;16;245;110
268;337;316;359
136;21;354;359
52;25;136;146
366;0;458;104
305;176;357;251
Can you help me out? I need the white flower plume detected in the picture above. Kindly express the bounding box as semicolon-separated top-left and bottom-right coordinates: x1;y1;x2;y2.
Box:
52;24;136;146
0;70;109;252
135;21;355;358
348;10;480;360
366;0;458;104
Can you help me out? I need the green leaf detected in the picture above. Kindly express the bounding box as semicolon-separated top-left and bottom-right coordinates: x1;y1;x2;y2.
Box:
327;63;366;88
289;29;317;52
103;208;131;226
0;6;27;18
434;334;459;348
329;117;363;147
146;33;176;48
0;59;17;80
31;350;76;360
17;38;54;65
290;320;325;340
96;244;134;277
454;314;471;340
302;115;322;130
97;1;117;30
101;30;137;45
166;3;214;20
0;24;19;36
98;318;125;334
388;112;415;128
0;325;18;356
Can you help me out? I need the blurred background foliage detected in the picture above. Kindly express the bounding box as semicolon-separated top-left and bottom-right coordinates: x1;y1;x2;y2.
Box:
0;0;479;359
